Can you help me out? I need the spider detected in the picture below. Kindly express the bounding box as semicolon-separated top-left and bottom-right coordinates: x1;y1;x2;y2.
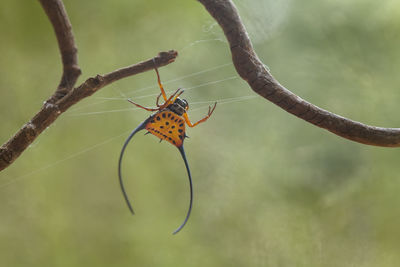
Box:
118;65;217;234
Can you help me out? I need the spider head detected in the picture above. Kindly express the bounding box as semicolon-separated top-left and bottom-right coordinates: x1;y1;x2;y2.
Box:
169;97;188;115
175;97;188;109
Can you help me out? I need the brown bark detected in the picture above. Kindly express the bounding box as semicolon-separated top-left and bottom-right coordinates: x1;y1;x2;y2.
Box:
198;0;400;147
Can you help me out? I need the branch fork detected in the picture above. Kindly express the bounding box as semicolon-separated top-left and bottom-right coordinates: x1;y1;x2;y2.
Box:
0;0;177;171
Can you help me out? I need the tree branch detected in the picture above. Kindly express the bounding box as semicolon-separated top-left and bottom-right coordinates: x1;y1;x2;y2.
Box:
0;50;178;171
198;0;400;147
0;0;178;171
38;0;81;101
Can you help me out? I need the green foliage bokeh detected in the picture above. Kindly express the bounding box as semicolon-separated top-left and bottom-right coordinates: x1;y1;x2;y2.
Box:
1;0;400;266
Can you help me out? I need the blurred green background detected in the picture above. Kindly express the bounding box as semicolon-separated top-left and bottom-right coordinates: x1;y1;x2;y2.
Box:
1;0;400;266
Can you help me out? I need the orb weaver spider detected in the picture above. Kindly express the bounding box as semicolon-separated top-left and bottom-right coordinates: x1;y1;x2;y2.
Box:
118;64;217;234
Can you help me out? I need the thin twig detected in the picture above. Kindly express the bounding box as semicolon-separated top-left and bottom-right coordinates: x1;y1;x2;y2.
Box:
0;50;178;171
198;0;400;147
38;0;81;101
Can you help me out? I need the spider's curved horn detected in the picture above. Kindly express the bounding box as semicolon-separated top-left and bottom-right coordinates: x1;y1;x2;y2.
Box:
118;120;148;215
173;145;193;234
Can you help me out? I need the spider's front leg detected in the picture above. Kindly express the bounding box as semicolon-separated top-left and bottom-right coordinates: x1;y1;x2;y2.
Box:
127;99;160;112
183;102;217;127
156;93;163;107
154;66;168;102
156;88;184;108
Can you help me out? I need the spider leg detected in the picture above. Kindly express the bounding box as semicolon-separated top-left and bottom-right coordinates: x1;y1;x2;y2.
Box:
173;89;184;102
153;63;168;102
158;88;182;109
183;102;217;127
156;92;163;107
127;99;160;112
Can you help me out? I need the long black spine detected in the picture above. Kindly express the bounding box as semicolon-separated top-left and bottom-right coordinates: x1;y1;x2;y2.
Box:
118;120;147;215
173;145;193;234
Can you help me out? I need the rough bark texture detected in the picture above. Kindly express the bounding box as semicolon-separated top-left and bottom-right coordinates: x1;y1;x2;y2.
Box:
198;0;400;147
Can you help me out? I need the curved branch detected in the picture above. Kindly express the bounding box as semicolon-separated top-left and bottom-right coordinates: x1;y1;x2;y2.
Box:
0;50;178;171
39;0;81;101
198;0;400;147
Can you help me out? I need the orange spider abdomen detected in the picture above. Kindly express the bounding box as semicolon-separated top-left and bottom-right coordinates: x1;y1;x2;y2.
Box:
145;110;186;147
